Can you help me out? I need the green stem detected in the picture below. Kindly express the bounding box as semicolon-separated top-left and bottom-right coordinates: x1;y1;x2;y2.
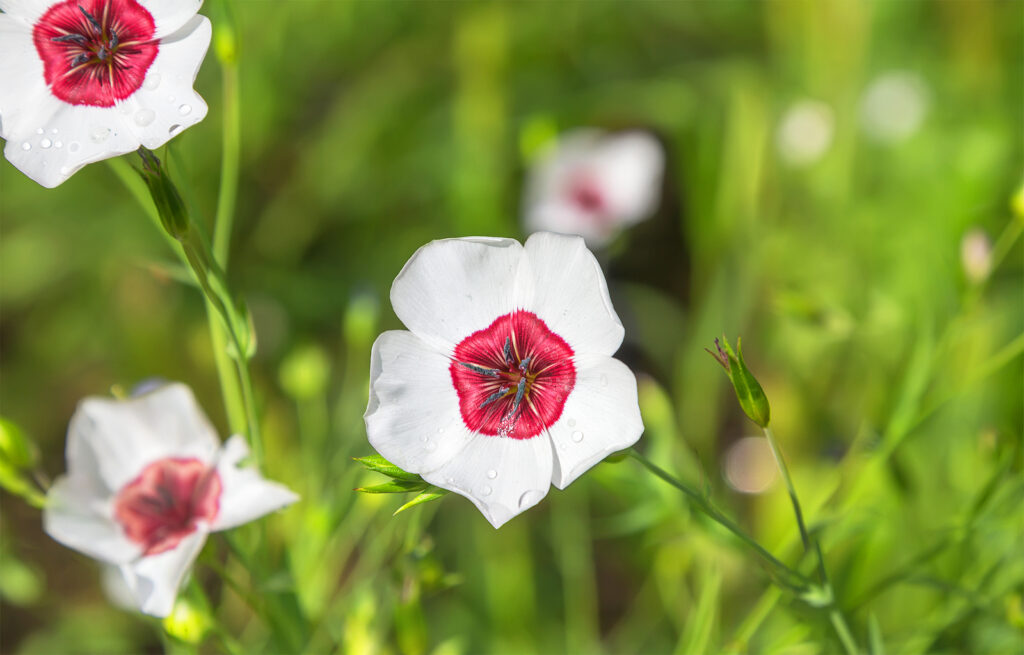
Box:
989;212;1023;273
628;449;807;589
214;52;241;265
761;427;860;654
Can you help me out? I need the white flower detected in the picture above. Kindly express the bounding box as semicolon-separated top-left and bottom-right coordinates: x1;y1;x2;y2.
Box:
522;129;664;248
0;0;211;188
776;99;834;166
861;71;929;144
43;383;298;617
365;232;644;528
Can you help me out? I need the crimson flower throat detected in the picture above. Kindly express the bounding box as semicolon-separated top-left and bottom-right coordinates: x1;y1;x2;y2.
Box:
113;457;221;556
33;0;158;107
450;311;576;440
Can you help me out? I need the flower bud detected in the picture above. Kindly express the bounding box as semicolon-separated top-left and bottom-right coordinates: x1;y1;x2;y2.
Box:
137;148;190;240
707;336;771;428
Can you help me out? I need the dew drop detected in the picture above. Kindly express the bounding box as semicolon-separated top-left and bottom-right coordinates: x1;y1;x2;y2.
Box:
518;489;543;509
35;128;44;135
437;427;445;434
143;72;161;90
54;141;63;149
168;124;181;136
59;166;70;175
40;138;51;149
21;142;30;151
51;128;58;134
479;485;492;497
90;126;110;143
69;142;80;153
134;109;155;127
424;441;437;453
567;418;576;427
571;431;584;443
486;469;497;479
445;477;455;485
177;104;192;116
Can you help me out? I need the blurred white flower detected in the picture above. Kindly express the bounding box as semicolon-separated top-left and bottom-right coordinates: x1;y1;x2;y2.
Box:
776;100;834;166
0;0;211;187
522;129;664;248
44;383;298;617
960;228;993;284
861;71;929;144
365;233;643;528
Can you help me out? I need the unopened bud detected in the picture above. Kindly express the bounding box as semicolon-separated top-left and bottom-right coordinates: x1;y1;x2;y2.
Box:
707;336;771;428
137;148;190;240
960;228;992;284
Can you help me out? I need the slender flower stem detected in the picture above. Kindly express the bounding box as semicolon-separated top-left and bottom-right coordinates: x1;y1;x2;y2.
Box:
214;50;240;266
760;427;859;655
628;448;808;589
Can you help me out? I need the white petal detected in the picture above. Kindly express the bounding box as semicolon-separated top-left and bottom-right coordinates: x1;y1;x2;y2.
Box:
68;383;220;492
391;238;524;352
519;232;624;357
548;354;643;489
119;529;206;617
123;15;210;150
0;0;50;25
524;201;616;249
588;131;664;223
43;475;141;564
420;434;553;529
139;0;203;39
211;436;299;531
365;330;476;473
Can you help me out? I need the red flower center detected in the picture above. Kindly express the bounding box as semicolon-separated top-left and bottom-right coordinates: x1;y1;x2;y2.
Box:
567;174;606;214
450;311;576;440
113;457;221;556
33;0;158;107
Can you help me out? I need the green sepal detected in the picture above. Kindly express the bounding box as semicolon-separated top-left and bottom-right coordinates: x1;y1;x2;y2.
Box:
137;148;190;240
356;479;429;494
354;455;422;482
394;487;449;516
708;336;771;428
0;418;39;471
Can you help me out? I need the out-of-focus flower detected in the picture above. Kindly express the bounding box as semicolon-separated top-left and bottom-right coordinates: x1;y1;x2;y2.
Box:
44;383;298;617
0;0;211;187
860;71;929;144
365;233;643;528
776;100;834;166
960;228;992;284
522;129;664;248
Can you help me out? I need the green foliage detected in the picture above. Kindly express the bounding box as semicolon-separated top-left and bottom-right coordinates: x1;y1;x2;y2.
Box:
1;0;1022;654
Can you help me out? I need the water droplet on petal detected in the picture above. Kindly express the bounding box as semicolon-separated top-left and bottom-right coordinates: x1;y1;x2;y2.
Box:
36;128;44;135
168;124;181;136
567;418;576;427
90;126;110;143
143;72;161;90
479;485;492;497
51;128;58;134
177;104;192;116
571;431;584;443
445;477;455;485
40;138;51;149
519;489;543;509
134;109;156;127
486;469;497;479
69;142;80;153
21;142;30;151
60;166;69;175
437;427;445;434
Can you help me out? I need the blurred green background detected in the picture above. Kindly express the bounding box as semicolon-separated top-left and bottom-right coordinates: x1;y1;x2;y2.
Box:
1;0;1022;653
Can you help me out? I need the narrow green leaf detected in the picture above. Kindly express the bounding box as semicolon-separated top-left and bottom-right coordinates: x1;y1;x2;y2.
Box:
394;488;449;516
356;479;428;494
868;613;886;655
354;455;422;481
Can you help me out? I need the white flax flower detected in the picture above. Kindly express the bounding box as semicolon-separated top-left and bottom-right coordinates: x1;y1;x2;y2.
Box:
44;383;298;617
365;232;644;528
